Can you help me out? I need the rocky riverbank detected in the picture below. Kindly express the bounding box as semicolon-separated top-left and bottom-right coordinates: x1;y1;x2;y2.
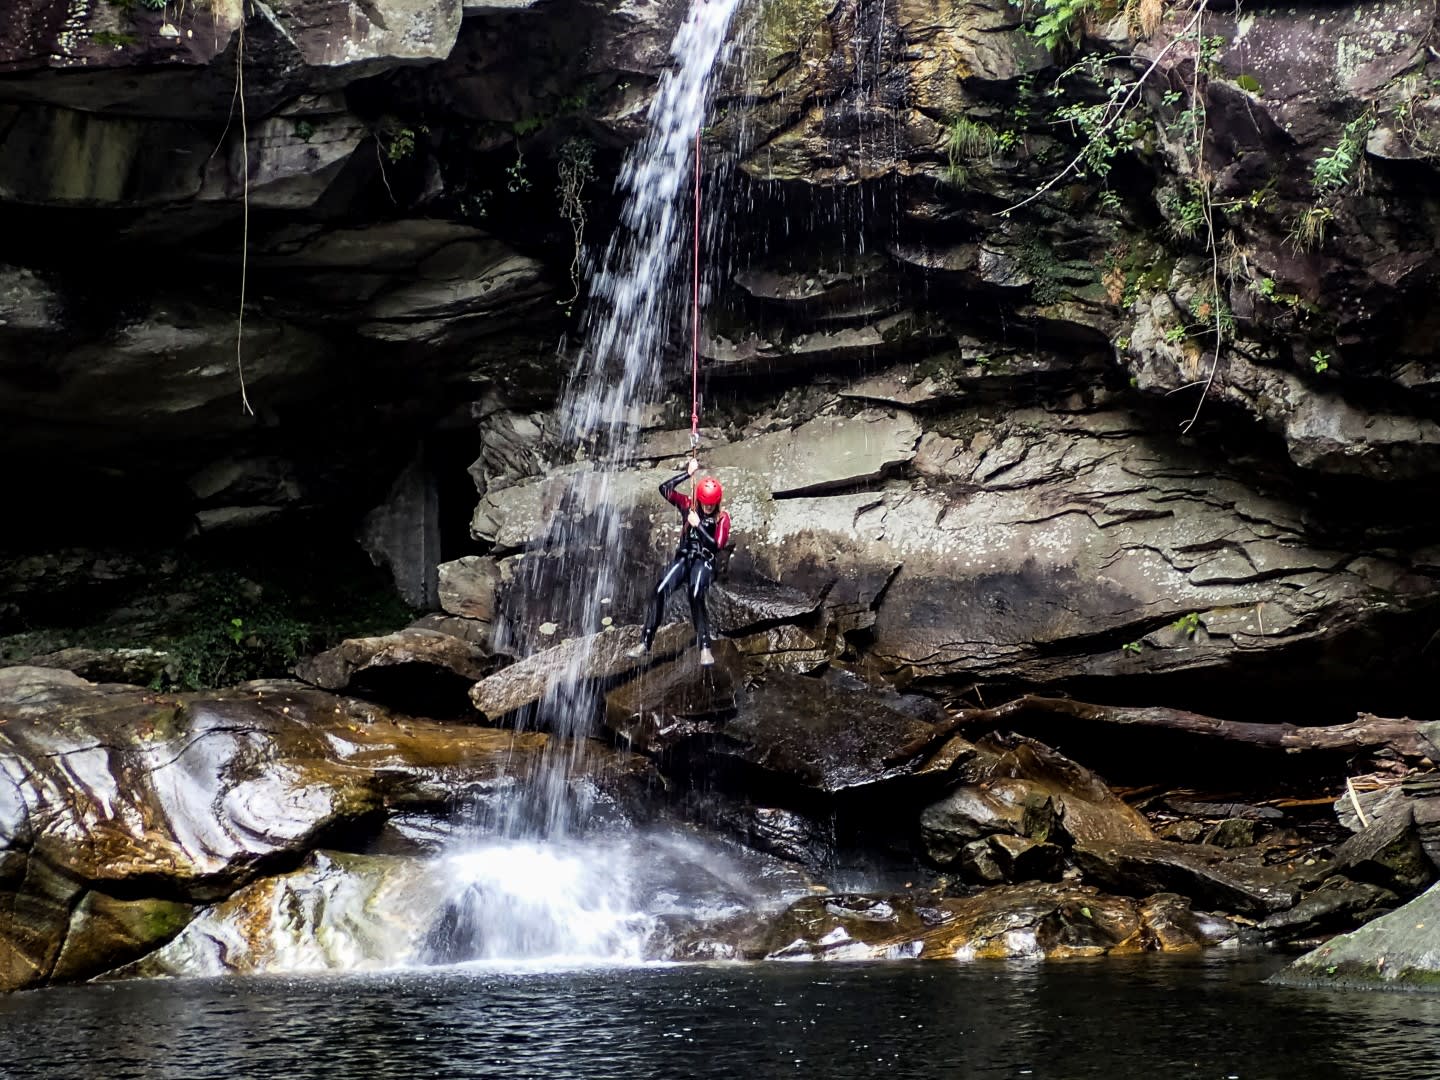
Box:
6;0;1440;992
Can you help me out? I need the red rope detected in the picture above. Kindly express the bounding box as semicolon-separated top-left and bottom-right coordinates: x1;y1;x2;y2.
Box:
690;126;701;449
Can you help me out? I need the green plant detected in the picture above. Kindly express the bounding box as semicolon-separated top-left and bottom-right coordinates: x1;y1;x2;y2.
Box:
1121;640;1143;654
506;149;531;192
381;122;427;163
1286;205;1333;252
1311;349;1331;373
1312;112;1373;194
1251;275;1277;299
1197;34;1226;70
1026;0;1096;51
292;119;315;142
1235;73;1262;95
1051;61;1150;180
1172;612;1201;637
1114;336;1130;350
944;116;998;184
1161;185;1207;239
1187;289;1235;337
91;29;137;45
1164;325;1187;344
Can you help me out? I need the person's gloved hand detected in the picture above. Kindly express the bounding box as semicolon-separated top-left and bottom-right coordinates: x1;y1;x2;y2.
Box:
687;510;700;527
686;458;699;476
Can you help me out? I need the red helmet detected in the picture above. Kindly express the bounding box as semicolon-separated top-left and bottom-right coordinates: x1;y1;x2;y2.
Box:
696;476;723;510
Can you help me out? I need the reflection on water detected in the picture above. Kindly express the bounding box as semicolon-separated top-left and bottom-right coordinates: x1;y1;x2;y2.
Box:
6;953;1440;1079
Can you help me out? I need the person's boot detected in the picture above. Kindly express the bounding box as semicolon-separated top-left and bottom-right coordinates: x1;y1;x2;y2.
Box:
624;635;652;660
699;645;715;667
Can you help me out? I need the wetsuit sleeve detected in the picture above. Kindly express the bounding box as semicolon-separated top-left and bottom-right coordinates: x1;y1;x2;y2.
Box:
659;471;692;511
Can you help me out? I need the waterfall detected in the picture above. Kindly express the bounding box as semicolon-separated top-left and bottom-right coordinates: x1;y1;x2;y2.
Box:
429;0;756;966
488;0;748;840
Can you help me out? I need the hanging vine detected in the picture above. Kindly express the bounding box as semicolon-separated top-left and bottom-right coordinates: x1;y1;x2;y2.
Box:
555;137;595;315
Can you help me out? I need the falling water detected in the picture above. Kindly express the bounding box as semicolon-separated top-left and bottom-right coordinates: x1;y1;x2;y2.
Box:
428;0;757;966
494;0;749;840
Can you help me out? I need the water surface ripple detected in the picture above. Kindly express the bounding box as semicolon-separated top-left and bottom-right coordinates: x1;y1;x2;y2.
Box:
5;953;1440;1079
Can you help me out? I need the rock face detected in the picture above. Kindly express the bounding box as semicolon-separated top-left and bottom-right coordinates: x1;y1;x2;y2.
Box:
0;665;608;991
7;0;1440;998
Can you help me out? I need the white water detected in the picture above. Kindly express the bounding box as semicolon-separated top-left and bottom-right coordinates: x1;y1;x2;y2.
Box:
431;0;755;967
496;0;748;842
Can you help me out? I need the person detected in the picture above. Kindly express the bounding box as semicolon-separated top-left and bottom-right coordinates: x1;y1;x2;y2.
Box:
626;457;731;666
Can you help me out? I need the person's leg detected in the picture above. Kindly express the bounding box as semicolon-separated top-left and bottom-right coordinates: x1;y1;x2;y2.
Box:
627;556;687;657
688;559;714;665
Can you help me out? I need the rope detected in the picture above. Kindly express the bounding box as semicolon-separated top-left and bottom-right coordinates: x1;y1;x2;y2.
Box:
690;126;701;452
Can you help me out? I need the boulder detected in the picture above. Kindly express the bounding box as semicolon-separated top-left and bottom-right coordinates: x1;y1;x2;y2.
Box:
467;621;694;722
604;641;741;755
1332;806;1437;896
437;556;503;623
0;666;557;990
1271;881;1440;991
114;850;447;979
1258;876;1398;942
920;736;1156;869
294;627;500;716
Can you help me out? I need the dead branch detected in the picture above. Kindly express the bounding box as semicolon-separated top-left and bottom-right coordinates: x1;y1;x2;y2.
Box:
893;695;1440;766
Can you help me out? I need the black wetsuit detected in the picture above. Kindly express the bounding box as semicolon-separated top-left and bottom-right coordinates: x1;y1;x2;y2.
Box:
639;470;732;650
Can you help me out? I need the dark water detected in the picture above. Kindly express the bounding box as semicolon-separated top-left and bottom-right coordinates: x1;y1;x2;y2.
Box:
4;952;1440;1080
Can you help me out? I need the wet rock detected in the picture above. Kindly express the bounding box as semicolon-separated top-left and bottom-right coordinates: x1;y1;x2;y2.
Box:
1137;893;1242;953
604;641;741;755
987;834;1066;882
1072;840;1306;916
708;578;824;634
922;785;1058;864
294;627;499;716
406;613;493;648
1165;799;1285;822
959;839;1005;884
0;666;556;990
115;851;447;979
1271;881;1440;992
437;556;503;623
1259;876;1398;942
731;625;831;674
50;894;194;984
468;622;694;722
921;736;1155;869
1158;820;1208;844
753;883;1237;961
715;805;829;865
701;313;938;375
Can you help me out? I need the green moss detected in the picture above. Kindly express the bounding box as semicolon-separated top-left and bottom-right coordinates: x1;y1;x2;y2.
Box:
755;0;832;66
